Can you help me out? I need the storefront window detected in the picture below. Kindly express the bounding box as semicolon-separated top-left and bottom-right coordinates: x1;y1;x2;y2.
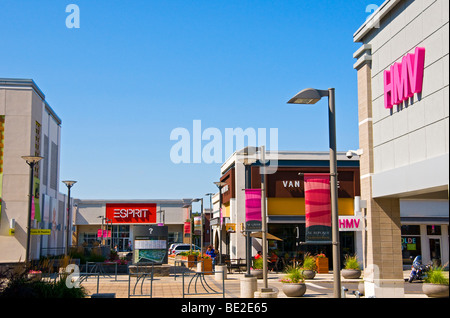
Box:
268;224;355;270
401;225;421;265
426;225;441;235
111;225;131;252
80;233;97;246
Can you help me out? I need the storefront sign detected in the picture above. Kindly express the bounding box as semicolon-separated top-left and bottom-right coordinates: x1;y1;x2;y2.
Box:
282;180;301;188
383;47;425;109
339;216;363;231
402;237;418;251
30;229;51;235
304;174;332;242
226;223;236;233
106;203;157;224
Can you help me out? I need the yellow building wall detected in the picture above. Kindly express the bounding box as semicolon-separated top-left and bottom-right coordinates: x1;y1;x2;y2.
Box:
267;198;354;216
223;203;230;218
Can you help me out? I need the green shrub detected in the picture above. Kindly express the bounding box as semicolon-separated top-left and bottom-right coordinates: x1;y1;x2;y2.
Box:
302;253;316;271
344;255;361;270
281;266;305;284
0;273;87;298
252;258;264;269
424;266;449;285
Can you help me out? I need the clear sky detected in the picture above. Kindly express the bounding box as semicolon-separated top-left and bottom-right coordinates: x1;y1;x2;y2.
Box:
1;0;383;210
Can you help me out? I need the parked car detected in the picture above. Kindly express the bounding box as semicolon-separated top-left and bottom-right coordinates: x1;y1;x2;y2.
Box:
168;243;183;254
171;244;201;255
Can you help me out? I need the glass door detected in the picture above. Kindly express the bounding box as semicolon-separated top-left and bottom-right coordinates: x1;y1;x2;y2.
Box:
429;238;441;266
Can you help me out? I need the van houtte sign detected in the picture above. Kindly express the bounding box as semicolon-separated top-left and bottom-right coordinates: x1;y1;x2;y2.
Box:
106;203;157;224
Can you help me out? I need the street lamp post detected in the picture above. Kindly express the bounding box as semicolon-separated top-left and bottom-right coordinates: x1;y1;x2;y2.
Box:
22;156;44;263
287;87;341;298
236;148;256;276
205;193;214;247
192;198;204;254
237;146;269;288
62;180;77;256
213;181;227;265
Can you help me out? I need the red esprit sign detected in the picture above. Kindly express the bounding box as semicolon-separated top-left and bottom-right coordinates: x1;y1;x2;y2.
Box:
106;203;157;224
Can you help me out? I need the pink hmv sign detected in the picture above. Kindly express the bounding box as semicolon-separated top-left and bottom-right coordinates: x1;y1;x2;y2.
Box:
383;47;425;109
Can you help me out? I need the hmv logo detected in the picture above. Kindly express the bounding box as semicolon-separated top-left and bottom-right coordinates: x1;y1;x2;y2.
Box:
383;47;425;109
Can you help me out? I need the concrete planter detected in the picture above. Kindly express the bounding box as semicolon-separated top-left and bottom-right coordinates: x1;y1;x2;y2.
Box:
422;283;449;298
282;283;306;297
302;270;316;279
358;281;365;296
250;269;264;279
341;269;361;279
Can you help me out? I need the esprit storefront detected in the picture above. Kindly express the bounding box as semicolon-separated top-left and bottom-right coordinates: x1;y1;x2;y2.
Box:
216;151;361;268
74;199;193;262
353;0;449;297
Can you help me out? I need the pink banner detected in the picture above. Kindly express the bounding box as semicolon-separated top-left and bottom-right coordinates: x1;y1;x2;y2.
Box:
245;189;262;223
97;229;111;238
304;174;332;242
184;221;191;234
31;195;35;220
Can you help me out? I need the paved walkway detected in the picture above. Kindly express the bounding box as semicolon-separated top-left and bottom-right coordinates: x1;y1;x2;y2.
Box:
80;268;428;299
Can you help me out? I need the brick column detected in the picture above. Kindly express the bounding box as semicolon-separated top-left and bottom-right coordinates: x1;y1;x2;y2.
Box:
356;60;405;297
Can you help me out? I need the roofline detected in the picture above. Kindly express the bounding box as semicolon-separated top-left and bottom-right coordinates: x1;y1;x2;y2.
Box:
353;0;402;43
75;198;195;205
0;78;62;125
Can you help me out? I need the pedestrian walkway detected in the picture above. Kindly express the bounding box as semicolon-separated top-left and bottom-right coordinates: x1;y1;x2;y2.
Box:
80;269;428;298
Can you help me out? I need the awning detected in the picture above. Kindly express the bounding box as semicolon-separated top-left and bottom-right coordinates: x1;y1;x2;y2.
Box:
250;232;283;241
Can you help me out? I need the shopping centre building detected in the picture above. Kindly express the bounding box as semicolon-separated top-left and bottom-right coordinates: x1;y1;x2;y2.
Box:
210;150;363;268
0;79;70;263
73;199;204;263
353;0;448;297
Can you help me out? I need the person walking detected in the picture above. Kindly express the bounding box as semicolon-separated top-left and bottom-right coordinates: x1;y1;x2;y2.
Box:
205;245;217;269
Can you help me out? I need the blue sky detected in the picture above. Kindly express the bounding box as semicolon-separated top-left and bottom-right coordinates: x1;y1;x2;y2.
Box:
1;0;383;209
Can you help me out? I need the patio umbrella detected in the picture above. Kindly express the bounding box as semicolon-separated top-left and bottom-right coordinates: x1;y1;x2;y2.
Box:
250;232;283;241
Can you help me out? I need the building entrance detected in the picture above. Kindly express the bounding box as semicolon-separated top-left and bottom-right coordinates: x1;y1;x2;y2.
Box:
429;238;441;266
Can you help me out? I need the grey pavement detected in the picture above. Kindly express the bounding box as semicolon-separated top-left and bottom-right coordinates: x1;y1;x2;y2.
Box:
80;269;429;299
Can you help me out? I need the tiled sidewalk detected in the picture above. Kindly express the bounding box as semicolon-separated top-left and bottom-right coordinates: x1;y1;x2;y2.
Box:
80;270;428;298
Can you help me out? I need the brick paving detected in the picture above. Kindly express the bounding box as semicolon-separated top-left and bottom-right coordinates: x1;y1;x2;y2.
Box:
79;269;428;299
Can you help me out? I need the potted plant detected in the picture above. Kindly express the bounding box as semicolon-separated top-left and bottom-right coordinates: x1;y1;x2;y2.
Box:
341;255;362;279
422;265;449;298
301;253;316;279
197;254;213;274
280;266;306;297
250;258;264;279
315;253;329;274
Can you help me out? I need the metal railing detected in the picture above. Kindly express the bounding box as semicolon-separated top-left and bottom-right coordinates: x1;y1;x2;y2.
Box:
182;270;225;298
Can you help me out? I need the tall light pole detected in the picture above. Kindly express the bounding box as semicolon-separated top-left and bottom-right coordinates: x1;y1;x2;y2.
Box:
287;87;341;298
236;147;257;277
205;193;214;246
214;181;227;264
192;198;204;254
22;156;43;263
62;180;77;256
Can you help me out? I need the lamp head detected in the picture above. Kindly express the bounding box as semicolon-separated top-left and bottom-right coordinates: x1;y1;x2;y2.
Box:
287;88;329;104
21;156;44;165
62;180;77;188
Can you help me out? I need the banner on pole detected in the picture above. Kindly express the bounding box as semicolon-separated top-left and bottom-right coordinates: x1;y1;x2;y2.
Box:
245;189;262;231
304;174;332;242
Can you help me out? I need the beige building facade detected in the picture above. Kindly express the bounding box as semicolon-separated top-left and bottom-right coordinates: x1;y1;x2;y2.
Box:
353;0;448;297
0;79;69;263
